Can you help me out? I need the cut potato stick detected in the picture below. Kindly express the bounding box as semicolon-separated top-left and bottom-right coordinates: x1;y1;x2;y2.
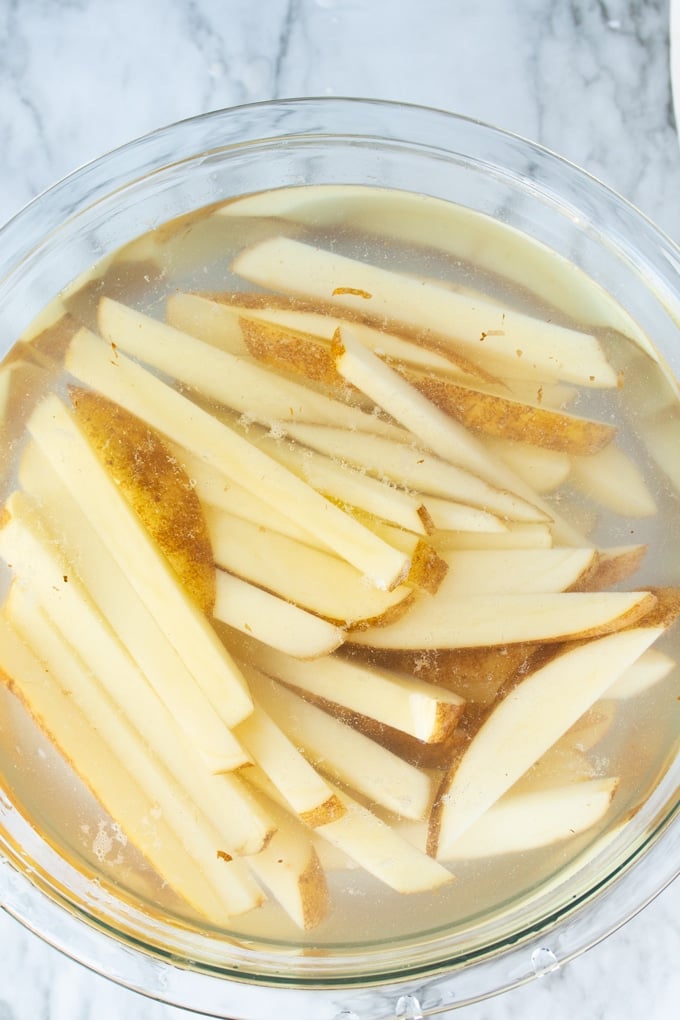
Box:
437;548;597;596
4;593;264;918
232;236;619;387
214;571;343;659
402;778;619;860
432;521;553;551
248;428;433;537
65;330;411;591
570;545;647;592
245;640;465;744
330;326;592;545
0;616;247;925
354;519;448;594
570;444;657;517
483;437;572;494
170;444;330;548
244;796;329;930
404;369;615;455
0;505;277;858
313;783;453;893
206;509;412;627
169;291;491;383
27;393;254;728
97;297;402;439
429;626;663;857
17;446;249;772
419;496;507;534
349;590;656;650
244;766;452;892
332;326;551;501
641;411;680;496
284;424;545;523
250;671;435;820
233;695;345;827
605;648;675;699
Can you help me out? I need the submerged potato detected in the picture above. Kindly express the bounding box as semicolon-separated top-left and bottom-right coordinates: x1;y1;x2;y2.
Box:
69;386;216;613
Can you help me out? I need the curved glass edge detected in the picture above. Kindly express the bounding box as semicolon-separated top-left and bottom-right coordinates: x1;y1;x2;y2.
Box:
0;96;679;1015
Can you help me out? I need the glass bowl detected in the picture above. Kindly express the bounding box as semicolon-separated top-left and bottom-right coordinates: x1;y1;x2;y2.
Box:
0;98;678;1019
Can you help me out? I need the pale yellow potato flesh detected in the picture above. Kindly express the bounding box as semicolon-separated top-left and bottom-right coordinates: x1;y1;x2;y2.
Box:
65;330;411;592
570;443;657;517
437;547;597;596
429;627;662;858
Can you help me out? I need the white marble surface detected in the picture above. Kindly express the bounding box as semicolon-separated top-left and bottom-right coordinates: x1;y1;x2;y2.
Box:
0;0;679;1017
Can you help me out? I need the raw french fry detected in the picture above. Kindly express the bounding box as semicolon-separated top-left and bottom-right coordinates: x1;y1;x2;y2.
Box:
432;522;554;551
354;518;447;594
249;428;433;536
250;671;435;820
70;388;216;613
97;297;402;439
330;326;591;545
26;393;254;728
233;696;345;827
641;410;680;496
174;444;328;548
570;443;657;517
0;616;246;925
232;236;619;387
166;291;250;355
17;448;249;772
0;506;276;856
312;783;454;893
244;639;465;744
403;778;619;861
4;594;264;918
222;185;645;340
437;548;597;596
284;423;546;523
428;626;663;857
605;648;675;699
570;545;647;591
214;571;344;659
244;797;329;930
419;495;507;534
403;369;616;455
483;437;572;494
562;699;617;751
65;330;411;591
332;326;549;499
348;590;657;650
509;744;597;794
206;509;413;627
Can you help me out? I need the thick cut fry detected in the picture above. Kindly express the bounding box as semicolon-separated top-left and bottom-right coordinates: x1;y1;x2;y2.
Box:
0;508;276;856
404;370;615;455
26;393;254;728
0;617;245;925
605;648;675;699
570;443;657;517
65;330;411;591
206;508;412;627
570;545;647;591
284;424;545;523
4;595;264;918
484;437;572;494
250;671;434;820
403;778;619;860
432;522;553;551
428;626;662;857
70;387;216;613
232;236;619;387
244;797;329;930
233;695;345;827
97;297;401;438
420;495;507;534
437;548;597;596
16;450;249;772
214;571;344;659
349;590;657;650
246;639;464;744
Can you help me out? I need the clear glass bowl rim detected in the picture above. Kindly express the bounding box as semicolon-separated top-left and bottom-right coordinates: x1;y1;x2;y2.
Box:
0;96;678;1019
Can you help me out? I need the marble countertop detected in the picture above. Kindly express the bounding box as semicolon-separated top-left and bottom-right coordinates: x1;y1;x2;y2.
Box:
0;1;679;1018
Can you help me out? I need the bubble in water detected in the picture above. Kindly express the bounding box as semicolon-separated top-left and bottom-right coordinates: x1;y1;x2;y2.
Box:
530;946;560;977
395;994;424;1019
